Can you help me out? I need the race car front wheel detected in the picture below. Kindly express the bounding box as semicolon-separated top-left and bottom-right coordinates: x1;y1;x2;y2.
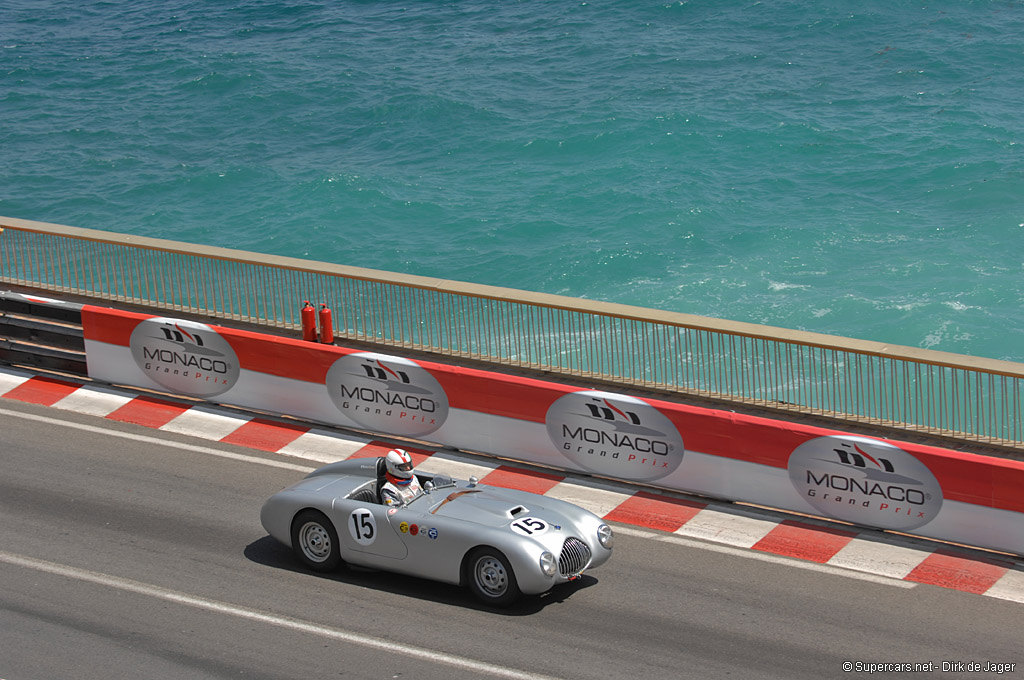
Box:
292;510;343;572
466;547;521;607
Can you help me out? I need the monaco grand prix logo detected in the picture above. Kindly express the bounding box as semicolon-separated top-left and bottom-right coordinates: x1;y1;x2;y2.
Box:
326;352;449;437
787;436;943;531
129;318;240;397
545;390;684;482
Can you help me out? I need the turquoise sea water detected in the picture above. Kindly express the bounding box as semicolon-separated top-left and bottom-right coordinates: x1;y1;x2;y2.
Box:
3;1;1023;361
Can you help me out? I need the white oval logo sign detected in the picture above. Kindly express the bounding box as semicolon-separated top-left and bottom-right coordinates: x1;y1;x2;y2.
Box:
326;352;449;437
129;318;240;397
788;436;943;531
546;390;684;481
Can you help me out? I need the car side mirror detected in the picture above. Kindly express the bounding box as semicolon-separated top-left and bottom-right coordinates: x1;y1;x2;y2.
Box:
424;481;434;494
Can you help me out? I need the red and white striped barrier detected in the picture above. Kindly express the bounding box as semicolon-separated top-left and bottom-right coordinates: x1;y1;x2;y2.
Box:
78;306;1024;557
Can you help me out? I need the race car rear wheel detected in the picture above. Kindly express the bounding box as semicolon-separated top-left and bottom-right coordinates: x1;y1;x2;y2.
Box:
291;510;342;572
466;547;521;607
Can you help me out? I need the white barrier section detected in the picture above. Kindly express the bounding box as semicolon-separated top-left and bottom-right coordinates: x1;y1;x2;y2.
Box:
82;306;1024;556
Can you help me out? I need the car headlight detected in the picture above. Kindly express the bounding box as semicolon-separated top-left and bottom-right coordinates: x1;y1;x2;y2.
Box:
539;551;557;576
598;524;614;549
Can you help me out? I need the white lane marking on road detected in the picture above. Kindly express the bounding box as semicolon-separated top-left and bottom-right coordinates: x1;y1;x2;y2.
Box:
545;480;633;517
674;506;778;548
160;405;253;440
53;384;134;417
0;406;315;473
0;367;32;393
0;551;562;680
614;525;918;588
277;428;371;463
417;451;500;479
984;568;1024;604
826;537;934;580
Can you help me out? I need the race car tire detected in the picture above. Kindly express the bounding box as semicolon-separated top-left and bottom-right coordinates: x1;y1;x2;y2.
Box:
291;510;343;572
465;547;521;607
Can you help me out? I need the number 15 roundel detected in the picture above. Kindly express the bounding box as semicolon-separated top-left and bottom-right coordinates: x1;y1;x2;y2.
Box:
349;508;377;545
510;517;548;537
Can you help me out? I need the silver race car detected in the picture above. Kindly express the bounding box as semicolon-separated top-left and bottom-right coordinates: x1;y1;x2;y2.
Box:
260;457;613;606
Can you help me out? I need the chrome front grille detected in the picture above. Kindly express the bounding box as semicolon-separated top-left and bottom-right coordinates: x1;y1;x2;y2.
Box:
558;537;592;577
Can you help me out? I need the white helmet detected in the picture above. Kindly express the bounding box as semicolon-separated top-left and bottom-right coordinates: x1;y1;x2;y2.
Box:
385;449;414;479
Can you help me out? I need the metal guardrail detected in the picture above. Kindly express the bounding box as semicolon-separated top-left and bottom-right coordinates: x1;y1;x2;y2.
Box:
2;215;1022;448
0;291;87;374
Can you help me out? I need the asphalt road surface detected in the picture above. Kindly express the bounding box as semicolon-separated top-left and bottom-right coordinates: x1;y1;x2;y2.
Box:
1;398;1021;680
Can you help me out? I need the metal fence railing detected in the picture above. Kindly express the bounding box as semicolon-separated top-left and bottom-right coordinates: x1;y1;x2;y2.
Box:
3;215;1023;448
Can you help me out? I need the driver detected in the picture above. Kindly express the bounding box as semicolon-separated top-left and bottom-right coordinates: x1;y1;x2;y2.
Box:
380;448;422;506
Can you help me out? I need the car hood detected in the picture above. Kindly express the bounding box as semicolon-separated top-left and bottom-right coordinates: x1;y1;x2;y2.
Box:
424;485;571;528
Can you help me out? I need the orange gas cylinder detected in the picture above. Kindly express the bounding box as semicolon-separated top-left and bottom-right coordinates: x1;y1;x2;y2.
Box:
301;301;317;342
318;303;334;344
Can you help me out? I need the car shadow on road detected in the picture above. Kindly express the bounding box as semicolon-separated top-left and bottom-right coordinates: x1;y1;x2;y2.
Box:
244;535;598;616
